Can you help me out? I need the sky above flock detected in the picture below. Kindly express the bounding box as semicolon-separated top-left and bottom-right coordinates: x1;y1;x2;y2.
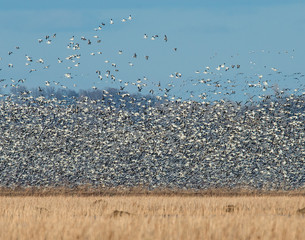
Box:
1;0;305;101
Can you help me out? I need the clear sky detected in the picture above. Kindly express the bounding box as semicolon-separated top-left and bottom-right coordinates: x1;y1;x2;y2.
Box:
1;0;305;101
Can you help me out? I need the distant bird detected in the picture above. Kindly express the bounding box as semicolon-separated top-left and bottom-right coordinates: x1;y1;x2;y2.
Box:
110;19;114;24
26;55;33;62
64;73;72;78
37;58;44;64
164;35;168;42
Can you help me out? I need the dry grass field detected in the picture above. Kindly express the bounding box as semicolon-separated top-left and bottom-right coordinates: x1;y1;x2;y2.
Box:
0;189;305;240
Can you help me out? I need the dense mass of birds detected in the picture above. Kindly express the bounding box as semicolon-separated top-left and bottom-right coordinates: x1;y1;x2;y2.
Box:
0;15;304;190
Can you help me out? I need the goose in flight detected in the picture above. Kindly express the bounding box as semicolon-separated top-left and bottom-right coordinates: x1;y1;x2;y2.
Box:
37;58;44;64
25;55;32;62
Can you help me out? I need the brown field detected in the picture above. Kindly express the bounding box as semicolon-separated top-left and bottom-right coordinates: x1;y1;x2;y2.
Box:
0;189;305;240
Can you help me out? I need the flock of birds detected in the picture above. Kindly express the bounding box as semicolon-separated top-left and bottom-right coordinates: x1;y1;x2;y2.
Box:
1;15;182;97
0;15;304;190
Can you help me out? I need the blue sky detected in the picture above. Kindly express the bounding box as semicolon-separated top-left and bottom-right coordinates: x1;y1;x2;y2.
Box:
1;0;305;101
1;0;303;10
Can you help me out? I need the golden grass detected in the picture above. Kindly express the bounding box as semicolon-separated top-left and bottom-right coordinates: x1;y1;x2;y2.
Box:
0;194;305;240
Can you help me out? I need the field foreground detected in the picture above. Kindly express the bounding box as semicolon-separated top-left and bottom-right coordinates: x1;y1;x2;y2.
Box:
0;193;305;240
